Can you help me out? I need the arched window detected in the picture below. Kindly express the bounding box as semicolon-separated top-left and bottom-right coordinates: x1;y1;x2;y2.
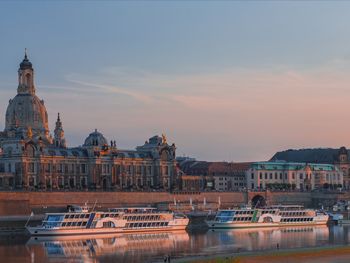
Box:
27;145;35;157
25;73;31;86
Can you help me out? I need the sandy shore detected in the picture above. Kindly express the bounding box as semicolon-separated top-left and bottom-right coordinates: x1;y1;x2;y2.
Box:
166;245;350;263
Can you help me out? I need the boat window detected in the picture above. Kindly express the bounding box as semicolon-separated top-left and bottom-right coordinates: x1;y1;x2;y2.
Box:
65;215;69;219
67;222;72;226
82;222;87;226
62;222;66;226
85;214;90;218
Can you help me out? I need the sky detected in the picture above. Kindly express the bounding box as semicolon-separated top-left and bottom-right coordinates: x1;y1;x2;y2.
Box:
1;2;350;161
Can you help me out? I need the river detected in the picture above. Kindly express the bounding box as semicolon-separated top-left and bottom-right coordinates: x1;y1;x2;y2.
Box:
1;225;350;262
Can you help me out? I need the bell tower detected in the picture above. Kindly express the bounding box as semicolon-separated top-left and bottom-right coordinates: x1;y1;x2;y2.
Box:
17;49;35;95
54;113;66;148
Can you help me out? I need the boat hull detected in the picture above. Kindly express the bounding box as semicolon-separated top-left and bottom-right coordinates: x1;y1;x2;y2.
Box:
206;220;328;229
27;224;188;236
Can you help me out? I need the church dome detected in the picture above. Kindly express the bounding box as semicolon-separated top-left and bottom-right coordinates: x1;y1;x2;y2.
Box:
20;55;32;70
83;129;108;147
4;53;49;140
5;94;49;136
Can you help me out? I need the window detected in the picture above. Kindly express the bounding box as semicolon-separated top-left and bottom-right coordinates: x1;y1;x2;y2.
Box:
259;173;262;179
28;163;35;173
81;164;86;174
269;173;272;179
251;173;254;180
265;173;267;179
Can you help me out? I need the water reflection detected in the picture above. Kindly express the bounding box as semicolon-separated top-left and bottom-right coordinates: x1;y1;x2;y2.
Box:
27;232;189;263
208;226;329;252
15;225;350;263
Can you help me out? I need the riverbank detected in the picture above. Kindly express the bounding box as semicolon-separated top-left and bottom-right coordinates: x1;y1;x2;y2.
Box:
172;245;350;263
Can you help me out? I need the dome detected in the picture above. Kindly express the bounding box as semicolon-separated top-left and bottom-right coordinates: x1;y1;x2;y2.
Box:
84;129;108;147
20;57;32;70
20;52;32;70
5;93;49;138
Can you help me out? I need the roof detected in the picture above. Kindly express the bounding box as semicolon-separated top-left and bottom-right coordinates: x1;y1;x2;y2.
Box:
43;147;89;157
178;160;253;176
251;161;339;172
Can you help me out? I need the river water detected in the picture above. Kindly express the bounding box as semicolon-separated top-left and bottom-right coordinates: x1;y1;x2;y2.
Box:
1;225;350;263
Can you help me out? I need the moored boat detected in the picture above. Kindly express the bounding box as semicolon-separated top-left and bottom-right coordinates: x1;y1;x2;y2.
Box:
206;205;328;229
27;207;189;236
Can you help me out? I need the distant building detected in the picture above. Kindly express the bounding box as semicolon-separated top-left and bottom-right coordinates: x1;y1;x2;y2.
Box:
178;159;251;191
0;53;178;191
271;147;350;189
177;160;211;191
246;161;343;191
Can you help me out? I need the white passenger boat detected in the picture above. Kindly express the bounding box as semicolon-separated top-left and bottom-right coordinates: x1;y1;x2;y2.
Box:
206;205;328;229
27;207;189;236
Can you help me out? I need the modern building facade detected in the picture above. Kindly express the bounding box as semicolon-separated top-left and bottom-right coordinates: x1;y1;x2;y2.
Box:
247;161;343;191
0;54;178;191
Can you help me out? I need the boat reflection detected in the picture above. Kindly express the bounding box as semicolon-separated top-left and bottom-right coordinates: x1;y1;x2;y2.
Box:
208;225;329;252
27;231;189;260
25;226;332;262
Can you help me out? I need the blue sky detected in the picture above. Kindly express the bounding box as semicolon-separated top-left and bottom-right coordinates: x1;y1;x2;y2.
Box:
1;2;350;161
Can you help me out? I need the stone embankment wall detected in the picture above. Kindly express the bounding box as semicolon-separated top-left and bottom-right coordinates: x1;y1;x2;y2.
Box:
0;191;343;216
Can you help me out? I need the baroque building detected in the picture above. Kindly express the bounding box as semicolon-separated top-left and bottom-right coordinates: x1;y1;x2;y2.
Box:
246;161;343;191
0;53;177;191
271;147;350;190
